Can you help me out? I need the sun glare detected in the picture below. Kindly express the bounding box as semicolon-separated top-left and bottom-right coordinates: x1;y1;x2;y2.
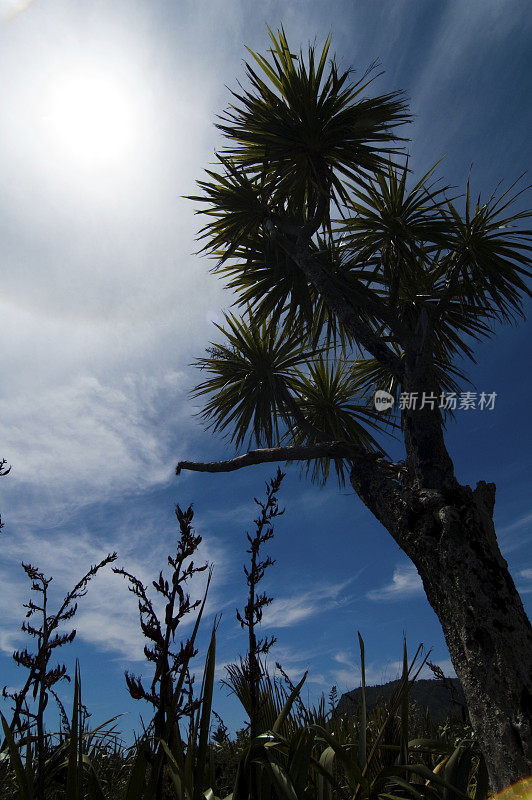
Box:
0;0;36;22
43;67;138;168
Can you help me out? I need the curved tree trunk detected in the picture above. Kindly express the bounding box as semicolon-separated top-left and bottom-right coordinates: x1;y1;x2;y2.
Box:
176;440;532;790
351;468;532;793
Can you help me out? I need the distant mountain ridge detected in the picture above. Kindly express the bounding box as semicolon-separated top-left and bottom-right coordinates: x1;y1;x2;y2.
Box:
336;678;466;723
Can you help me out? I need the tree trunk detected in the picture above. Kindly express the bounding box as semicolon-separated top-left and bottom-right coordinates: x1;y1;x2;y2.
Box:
176;436;532;790
354;467;532;792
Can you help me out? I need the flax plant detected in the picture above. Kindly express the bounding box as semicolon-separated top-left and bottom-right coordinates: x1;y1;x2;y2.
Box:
217;470;284;800
217;636;489;800
235;468;285;740
0;554;116;800
113;503;213;800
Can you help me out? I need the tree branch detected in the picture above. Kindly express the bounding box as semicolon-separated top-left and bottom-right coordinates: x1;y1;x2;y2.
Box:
267;222;405;380
433;253;465;322
177;442;409;553
176;441;372;475
349;454;406;538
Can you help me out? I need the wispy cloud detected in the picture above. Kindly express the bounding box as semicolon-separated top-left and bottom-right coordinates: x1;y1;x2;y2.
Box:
500;512;532;535
366;564;423;603
260;580;352;629
196;500;258;530
329;649;394;690
387;658;456;681
267;644;328;688
410;0;527;113
517;567;532;595
330;650;455;693
0;0;231;531
328;649;419;690
214;643;328;689
498;511;532;554
0;511;229;662
1;371;193;524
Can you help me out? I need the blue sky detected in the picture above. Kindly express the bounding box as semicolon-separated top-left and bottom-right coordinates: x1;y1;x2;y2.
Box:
0;0;531;743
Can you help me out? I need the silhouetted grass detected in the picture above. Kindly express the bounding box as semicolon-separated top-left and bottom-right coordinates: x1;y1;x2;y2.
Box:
0;474;491;799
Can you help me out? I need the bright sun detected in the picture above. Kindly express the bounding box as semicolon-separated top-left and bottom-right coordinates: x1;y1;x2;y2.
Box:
44;68;138;168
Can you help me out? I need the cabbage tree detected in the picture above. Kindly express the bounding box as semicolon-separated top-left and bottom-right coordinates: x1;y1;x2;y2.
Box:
177;30;532;792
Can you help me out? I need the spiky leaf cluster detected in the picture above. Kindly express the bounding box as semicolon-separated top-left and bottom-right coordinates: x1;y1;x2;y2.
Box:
189;29;531;482
217;27;409;214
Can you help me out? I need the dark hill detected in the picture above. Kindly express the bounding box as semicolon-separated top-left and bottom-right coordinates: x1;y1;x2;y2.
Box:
336;678;466;724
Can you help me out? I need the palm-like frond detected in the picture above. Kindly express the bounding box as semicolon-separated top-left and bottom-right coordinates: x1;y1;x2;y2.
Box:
439;176;532;320
216;231;380;345
187;30;532;487
223;660;298;736
217;27;410;215
192;314;314;449
216;232;318;331
290;356;395;483
337;166;531;357
188;154;274;264
337;161;450;300
430;295;494;362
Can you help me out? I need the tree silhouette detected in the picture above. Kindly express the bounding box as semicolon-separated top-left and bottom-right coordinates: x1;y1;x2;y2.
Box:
177;29;532;792
2;554;116;800
113;504;211;775
234;468;284;740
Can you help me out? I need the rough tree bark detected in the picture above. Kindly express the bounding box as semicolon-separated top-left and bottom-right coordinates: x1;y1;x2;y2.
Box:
178;446;532;792
347;331;532;791
349;455;532;792
178;368;532;793
414;485;532;791
177;216;532;791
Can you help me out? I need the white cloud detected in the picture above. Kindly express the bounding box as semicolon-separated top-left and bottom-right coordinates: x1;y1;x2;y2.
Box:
498;511;532;554
517;567;532;595
260;580;352;629
0;0;232;532
0;528;119;656
0;570;29;654
0;513;229;662
419;659;456;681
329;650;455;693
0;371;194;524
366;564;423;602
